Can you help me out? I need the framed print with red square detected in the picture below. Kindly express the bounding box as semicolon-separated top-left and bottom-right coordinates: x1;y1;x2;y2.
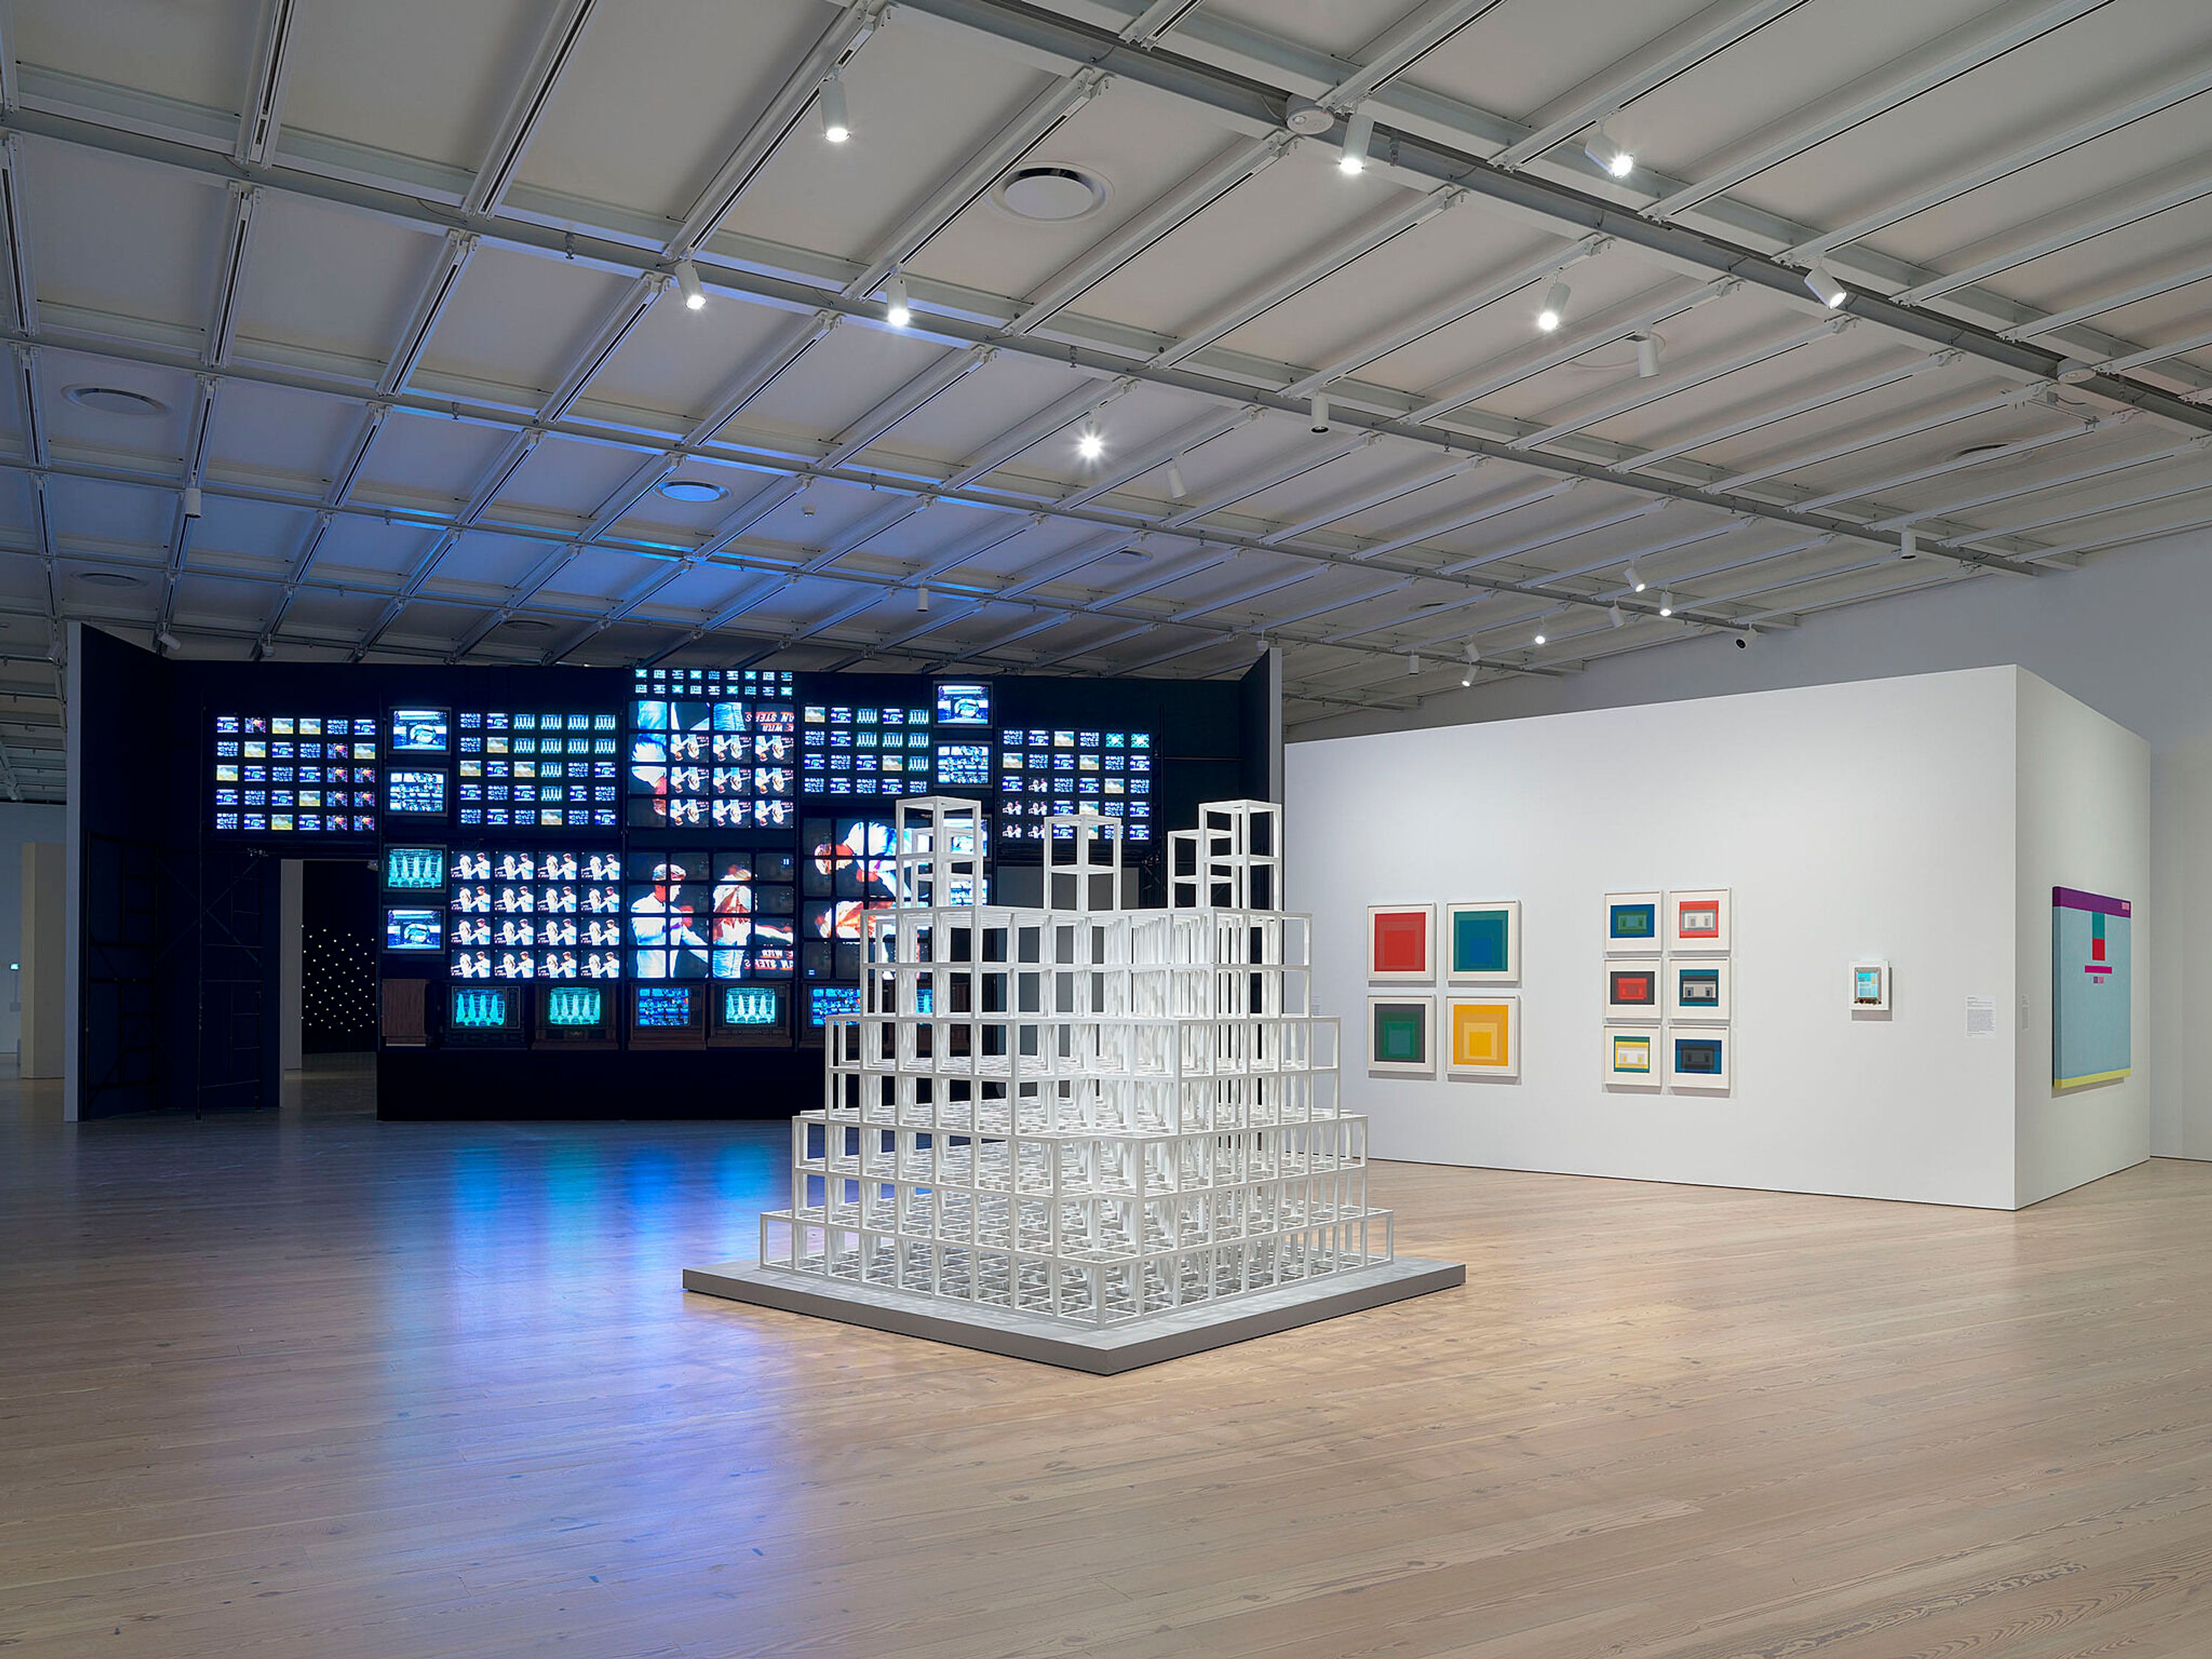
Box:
1668;888;1731;952
1368;904;1435;981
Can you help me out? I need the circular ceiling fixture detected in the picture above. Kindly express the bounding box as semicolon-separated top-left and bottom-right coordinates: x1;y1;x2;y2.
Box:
499;617;554;633
77;570;144;588
65;385;169;417
656;477;728;504
1954;441;2011;460
994;165;1109;222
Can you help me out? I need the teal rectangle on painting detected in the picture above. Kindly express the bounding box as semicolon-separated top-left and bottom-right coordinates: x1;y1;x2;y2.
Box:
2053;891;2130;1087
1609;902;1656;941
1451;908;1511;974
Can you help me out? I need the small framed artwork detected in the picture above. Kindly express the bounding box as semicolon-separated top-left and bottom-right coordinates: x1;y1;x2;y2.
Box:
1668;1027;1732;1090
1369;904;1435;981
1851;959;1891;1013
1446;901;1520;984
1669;888;1731;952
1604;957;1662;1020
1369;995;1435;1075
1671;958;1732;1021
1603;1024;1661;1088
1605;891;1661;953
1446;995;1518;1080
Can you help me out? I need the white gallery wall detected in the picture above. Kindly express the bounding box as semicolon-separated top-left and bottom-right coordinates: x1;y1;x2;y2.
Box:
1291;527;2212;1162
1286;666;2149;1210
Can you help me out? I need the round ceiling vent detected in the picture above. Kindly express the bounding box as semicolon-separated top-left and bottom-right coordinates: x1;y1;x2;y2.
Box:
1954;441;2010;460
499;617;554;632
994;165;1109;222
657;477;728;504
77;570;144;588
66;385;169;418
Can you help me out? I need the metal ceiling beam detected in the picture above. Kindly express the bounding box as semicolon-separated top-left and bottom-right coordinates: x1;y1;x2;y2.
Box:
1328;1;1506;108
0;132;59;687
233;0;298;166
465;0;599;215
2006;252;2212;344
1493;0;1806;172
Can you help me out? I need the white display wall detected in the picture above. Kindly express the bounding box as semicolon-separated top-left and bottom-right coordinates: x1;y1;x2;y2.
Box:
1286;666;2149;1210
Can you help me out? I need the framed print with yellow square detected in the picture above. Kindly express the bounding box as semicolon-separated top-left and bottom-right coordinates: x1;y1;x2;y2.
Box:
1445;901;1520;984
1603;1024;1661;1089
1368;995;1435;1075
1446;995;1518;1080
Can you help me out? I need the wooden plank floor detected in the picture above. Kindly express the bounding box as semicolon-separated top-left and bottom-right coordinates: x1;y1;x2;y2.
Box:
5;1060;2212;1658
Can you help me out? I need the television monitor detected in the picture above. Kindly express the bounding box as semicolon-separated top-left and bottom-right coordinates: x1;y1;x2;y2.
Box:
804;983;862;1040
445;983;522;1047
385;768;448;816
934;681;990;726
384;908;444;953
710;982;790;1048
534;982;615;1048
935;743;990;787
628;982;706;1048
389;707;451;754
384;846;446;891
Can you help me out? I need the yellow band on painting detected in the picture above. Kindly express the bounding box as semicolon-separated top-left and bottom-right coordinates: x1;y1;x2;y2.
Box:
2055;1066;2133;1089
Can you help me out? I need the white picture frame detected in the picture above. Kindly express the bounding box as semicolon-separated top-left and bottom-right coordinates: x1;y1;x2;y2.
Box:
1444;900;1521;985
1602;1024;1662;1089
1604;891;1662;955
1851;959;1891;1013
1668;887;1732;953
1669;957;1732;1022
1666;1024;1732;1092
1445;994;1520;1080
1367;903;1436;982
1604;956;1664;1021
1367;994;1437;1075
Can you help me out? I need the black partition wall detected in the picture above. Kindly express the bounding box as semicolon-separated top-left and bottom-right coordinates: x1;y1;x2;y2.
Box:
74;625;1274;1120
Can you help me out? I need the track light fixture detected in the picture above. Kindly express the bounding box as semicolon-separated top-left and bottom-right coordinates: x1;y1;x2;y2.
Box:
1407;653;1421;675
1623;561;1645;592
1309;391;1331;433
1338;108;1373;175
1583;122;1634;179
884;271;910;328
1532;631;1547;646
1899;528;1918;560
1077;424;1104;461
1635;332;1660;378
1657;591;1674;617
181;486;204;518
1608;604;1626;628
157;628;181;653
916;586;929;613
1537;278;1570;332
820;71;850;143
674;257;704;311
1803;260;1849;309
1165;458;1188;500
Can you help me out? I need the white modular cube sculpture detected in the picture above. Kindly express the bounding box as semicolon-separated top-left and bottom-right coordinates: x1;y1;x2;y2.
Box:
756;797;1392;1328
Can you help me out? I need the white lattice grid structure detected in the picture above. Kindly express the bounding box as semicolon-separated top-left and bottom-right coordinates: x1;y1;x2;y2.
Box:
759;797;1388;1327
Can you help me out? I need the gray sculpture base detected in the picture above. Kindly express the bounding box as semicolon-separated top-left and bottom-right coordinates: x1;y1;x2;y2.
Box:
681;1255;1466;1374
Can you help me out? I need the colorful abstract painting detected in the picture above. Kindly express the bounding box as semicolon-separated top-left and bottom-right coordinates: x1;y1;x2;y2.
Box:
1603;1025;1660;1088
1668;1027;1732;1090
1605;892;1660;953
1605;959;1661;1019
1368;904;1435;981
2053;887;2131;1089
1669;888;1731;952
1446;901;1520;984
1447;995;1518;1078
1671;959;1730;1021
1369;995;1435;1074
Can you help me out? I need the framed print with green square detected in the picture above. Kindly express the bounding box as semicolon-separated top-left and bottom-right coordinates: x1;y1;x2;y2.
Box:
1368;995;1435;1075
1446;900;1520;984
1605;891;1661;954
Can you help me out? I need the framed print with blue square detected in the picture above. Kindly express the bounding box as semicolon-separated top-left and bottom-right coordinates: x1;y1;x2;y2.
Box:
1668;888;1731;952
1605;891;1661;954
1604;957;1662;1020
1670;958;1731;1022
1368;995;1435;1075
1603;1024;1661;1089
1666;1025;1732;1091
1446;900;1520;984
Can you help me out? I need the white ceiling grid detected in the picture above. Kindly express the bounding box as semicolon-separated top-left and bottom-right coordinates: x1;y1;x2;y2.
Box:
0;0;2204;799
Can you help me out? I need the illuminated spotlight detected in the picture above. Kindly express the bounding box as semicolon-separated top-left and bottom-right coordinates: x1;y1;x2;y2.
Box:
1584;122;1633;179
1165;459;1188;500
1532;630;1547;646
674;257;704;311
1803;260;1849;309
884;271;910;328
1537;277;1570;332
1623;560;1645;592
820;71;850;143
1077;424;1104;461
1657;590;1674;617
1339;108;1373;175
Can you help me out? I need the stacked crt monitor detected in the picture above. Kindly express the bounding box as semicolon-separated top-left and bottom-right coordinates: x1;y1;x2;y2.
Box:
624;847;795;980
627;667;796;830
448;849;623;980
798;701;935;798
998;726;1152;842
211;714;380;834
457;710;620;828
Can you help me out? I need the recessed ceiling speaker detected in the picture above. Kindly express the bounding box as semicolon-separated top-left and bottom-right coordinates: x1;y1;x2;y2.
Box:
66;385;168;417
994;165;1109;221
657;478;728;504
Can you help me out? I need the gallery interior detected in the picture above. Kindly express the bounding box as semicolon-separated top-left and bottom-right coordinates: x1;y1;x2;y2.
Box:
5;0;2212;1651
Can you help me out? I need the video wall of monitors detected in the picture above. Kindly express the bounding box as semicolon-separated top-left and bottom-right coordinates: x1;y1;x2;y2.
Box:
627;668;796;830
997;727;1153;843
457;710;620;828
209;714;380;834
799;702;936;799
448;849;624;980
801;817;896;982
624;847;796;980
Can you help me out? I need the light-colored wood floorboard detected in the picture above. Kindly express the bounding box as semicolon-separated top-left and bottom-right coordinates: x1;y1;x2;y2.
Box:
3;1058;2210;1658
